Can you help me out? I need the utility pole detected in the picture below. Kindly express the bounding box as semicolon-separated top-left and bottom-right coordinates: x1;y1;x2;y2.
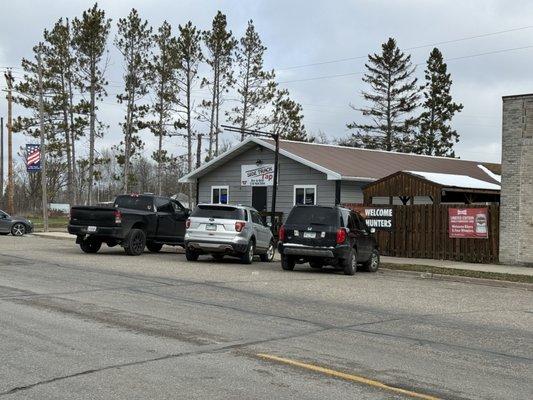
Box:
37;45;48;232
0;117;4;206
4;70;14;215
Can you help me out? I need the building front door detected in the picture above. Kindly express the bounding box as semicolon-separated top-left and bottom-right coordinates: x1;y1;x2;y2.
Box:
252;186;268;212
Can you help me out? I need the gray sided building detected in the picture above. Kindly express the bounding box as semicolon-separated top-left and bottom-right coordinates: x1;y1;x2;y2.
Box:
179;138;500;223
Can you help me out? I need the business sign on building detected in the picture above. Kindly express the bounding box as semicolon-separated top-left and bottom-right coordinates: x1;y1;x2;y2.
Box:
241;164;275;186
353;206;393;230
448;208;489;239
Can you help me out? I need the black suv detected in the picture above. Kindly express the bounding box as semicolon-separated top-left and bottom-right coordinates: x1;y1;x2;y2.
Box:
277;205;379;275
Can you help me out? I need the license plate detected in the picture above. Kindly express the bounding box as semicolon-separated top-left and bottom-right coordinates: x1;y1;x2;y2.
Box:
303;232;316;239
87;226;97;232
206;224;217;231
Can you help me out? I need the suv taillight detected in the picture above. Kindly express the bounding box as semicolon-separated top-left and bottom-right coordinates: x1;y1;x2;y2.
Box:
235;221;246;232
336;227;347;244
113;210;122;224
278;225;286;242
185;218;191;229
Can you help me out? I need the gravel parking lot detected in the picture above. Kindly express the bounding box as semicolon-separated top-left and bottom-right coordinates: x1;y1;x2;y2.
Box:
0;235;532;399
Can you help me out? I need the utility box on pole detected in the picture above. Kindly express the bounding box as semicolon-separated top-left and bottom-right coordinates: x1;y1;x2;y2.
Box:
500;94;533;266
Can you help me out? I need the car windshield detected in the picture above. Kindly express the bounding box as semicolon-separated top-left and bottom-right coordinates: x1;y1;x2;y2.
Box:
286;207;339;226
114;196;154;211
191;205;245;220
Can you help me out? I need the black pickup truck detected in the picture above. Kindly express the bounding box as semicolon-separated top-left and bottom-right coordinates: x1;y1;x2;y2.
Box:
68;194;190;256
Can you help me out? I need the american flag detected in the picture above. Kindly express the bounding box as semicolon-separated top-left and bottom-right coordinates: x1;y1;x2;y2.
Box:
26;144;41;172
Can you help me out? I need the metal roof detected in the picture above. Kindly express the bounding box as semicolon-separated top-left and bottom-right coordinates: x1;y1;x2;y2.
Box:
179;137;501;185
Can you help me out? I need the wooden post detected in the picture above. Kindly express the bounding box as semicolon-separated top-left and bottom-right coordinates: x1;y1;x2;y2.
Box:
37;45;48;232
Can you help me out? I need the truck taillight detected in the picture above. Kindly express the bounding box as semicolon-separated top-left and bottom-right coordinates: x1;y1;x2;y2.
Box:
186;218;191;229
336;228;347;244
278;225;286;242
113;210;122;224
235;221;246;232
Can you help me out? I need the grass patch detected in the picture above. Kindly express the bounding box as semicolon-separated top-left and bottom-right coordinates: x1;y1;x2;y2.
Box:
381;263;533;284
30;216;69;231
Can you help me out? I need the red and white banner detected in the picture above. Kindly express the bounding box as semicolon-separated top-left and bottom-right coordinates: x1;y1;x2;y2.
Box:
448;208;489;239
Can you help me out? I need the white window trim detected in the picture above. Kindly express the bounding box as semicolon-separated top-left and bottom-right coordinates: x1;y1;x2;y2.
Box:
293;185;317;205
211;185;230;204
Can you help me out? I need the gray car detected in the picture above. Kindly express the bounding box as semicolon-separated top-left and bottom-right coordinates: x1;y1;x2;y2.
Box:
0;210;34;236
184;203;275;264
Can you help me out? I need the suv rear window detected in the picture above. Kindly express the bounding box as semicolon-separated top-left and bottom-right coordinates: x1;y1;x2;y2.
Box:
114;195;154;211
286;206;340;226
191;205;245;220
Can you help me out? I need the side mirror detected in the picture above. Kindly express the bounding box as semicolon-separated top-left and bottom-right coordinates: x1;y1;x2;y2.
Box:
370;227;376;234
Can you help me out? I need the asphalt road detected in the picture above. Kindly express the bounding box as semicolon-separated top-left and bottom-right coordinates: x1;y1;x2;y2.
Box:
0;236;531;400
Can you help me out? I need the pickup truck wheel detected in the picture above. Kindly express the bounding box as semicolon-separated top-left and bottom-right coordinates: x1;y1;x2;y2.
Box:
341;250;357;276
124;229;146;256
361;249;380;272
80;240;102;254
240;241;255;264
259;241;275;262
186;248;199;261
281;255;295;271
146;242;163;253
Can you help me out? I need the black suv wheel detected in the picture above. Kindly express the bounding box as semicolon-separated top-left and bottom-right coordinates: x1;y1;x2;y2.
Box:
341;250;357;275
362;249;380;272
281;255;295;271
186;247;199;261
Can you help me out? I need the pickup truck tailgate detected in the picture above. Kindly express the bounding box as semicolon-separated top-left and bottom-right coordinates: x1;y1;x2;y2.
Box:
70;206;116;227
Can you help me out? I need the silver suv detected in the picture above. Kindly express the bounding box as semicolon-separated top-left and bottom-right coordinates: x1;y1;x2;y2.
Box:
184;204;275;264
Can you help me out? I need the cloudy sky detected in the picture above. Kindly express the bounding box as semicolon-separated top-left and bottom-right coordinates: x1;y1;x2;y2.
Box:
2;0;533;170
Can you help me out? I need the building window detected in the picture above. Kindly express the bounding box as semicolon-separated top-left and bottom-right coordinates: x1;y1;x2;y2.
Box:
294;185;317;205
211;186;229;204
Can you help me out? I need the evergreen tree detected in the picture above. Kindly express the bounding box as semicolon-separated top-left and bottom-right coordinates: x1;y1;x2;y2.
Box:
270;89;310;141
147;21;183;195
43;18;87;205
418;48;463;157
227;20;275;140
347;38;419;152
176;21;203;205
201;11;237;159
114;8;152;193
72;3;111;204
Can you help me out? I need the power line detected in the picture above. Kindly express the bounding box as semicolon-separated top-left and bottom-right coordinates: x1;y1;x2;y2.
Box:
276;44;533;84
278;25;533;71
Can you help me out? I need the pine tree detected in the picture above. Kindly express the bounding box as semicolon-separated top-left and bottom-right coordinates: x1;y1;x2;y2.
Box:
347;38;419;152
115;8;152;193
43;18;87;205
201;11;237;159
418;48;463;157
227;20;275;140
72;3;111;204
270;89;310;141
176;21;203;205
148;21;183;195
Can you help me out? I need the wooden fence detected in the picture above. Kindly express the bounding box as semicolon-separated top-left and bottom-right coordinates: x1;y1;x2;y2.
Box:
345;204;500;263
